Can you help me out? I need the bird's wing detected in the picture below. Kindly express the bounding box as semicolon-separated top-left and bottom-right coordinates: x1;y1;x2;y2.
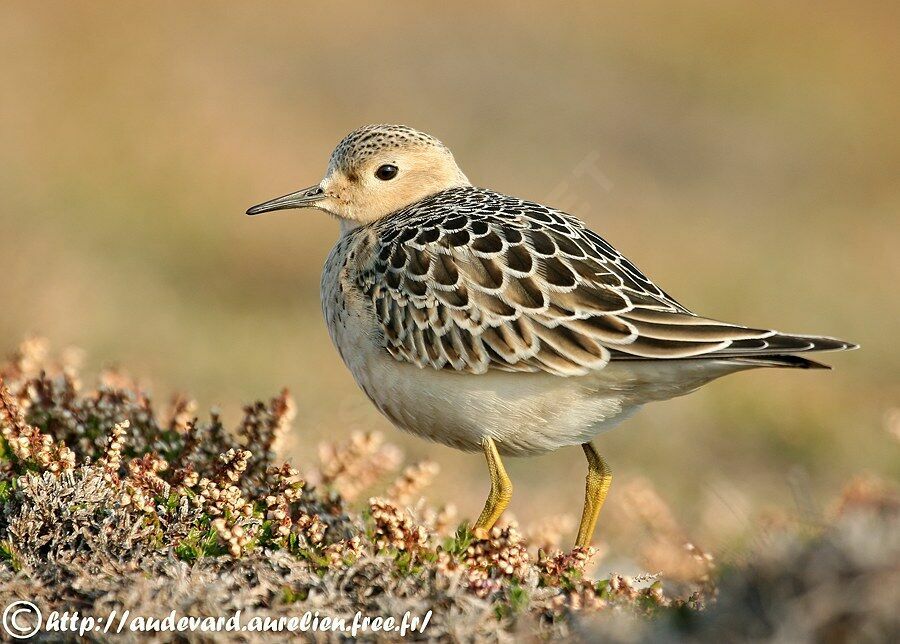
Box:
357;188;851;376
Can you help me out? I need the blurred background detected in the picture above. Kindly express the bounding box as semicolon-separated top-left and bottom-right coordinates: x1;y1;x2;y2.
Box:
1;2;897;557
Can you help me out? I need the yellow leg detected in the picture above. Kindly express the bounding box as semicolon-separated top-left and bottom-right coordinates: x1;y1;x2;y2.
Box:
575;442;612;548
473;437;513;538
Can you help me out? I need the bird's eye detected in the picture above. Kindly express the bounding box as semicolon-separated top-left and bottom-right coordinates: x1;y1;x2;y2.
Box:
375;164;399;181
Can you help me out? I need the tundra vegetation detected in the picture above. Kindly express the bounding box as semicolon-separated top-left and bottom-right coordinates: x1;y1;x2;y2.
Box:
0;339;896;642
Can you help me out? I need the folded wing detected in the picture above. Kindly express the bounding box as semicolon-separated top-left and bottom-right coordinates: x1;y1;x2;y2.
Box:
358;188;854;376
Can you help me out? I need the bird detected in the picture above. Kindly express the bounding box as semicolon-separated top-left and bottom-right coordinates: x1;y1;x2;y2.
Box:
247;124;856;547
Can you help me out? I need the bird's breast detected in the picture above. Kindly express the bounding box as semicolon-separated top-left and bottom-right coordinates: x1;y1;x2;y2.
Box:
321;233;383;371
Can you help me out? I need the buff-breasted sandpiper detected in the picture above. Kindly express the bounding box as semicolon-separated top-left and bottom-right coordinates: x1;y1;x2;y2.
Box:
247;124;855;547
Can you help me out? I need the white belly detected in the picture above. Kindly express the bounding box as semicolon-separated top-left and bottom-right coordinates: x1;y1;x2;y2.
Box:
357;343;642;456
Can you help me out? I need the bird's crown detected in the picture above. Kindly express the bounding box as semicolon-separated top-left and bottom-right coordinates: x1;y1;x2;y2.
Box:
328;124;448;174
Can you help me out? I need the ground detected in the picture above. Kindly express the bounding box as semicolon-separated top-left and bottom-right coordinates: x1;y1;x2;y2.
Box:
0;341;896;642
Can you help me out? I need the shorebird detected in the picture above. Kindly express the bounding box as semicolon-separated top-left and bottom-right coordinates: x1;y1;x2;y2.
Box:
247;125;855;547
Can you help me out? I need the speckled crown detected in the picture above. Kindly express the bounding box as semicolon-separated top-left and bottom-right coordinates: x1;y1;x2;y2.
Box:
328;124;448;172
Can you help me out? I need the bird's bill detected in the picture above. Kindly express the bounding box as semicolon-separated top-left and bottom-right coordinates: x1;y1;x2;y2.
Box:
246;185;325;215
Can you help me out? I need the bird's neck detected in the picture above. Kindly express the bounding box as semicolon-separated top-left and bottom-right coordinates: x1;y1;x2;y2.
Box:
339;218;363;236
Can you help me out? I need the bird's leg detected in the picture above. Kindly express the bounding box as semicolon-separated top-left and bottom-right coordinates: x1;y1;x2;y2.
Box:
473;436;513;538
575;442;612;548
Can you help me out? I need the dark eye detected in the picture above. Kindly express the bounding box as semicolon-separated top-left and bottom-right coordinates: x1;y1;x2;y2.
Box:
375;164;399;181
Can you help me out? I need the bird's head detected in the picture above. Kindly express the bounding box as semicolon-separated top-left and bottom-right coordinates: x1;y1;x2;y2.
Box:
247;124;470;225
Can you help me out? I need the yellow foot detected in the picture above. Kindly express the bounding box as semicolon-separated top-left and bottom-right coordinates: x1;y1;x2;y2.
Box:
473;437;512;535
575;442;612;548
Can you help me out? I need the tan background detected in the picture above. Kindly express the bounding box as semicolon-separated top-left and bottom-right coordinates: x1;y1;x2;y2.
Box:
1;2;897;554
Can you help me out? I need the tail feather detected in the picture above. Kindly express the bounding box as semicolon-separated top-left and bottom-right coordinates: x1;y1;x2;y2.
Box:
607;304;856;367
708;333;857;358
609;330;857;366
715;332;856;370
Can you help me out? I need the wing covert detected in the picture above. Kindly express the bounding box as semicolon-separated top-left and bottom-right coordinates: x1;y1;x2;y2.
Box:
357;187;777;376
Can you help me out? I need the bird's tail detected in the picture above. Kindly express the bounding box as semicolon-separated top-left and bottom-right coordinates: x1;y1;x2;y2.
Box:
717;333;857;370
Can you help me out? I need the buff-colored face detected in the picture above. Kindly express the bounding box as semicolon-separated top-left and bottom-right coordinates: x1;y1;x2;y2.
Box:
247;125;470;225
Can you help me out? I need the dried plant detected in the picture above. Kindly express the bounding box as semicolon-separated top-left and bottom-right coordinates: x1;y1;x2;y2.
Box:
368;496;429;554
315;430;402;500
97;419;128;478
462;525;532;598
0;378;76;473
386;459;439;505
